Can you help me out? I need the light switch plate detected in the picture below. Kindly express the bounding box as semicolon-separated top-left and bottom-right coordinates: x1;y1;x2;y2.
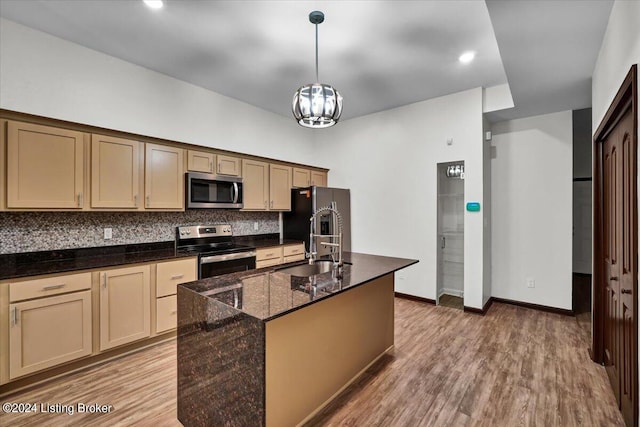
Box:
104;228;113;240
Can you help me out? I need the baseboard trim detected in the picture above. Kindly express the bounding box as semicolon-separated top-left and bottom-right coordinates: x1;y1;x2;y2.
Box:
394;292;436;305
491;297;574;316
463;297;493;315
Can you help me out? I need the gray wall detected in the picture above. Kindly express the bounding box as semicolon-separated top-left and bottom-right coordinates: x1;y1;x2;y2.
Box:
0;211;278;254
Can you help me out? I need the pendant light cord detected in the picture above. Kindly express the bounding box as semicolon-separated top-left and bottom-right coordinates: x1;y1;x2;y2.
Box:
315;23;319;82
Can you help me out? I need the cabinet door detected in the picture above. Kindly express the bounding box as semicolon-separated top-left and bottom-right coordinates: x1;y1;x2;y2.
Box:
217;155;241;176
292;168;311;188
242;159;269;210
9;291;92;379
156;295;177;333
145;143;184;209
269;164;292;211
187;150;214;173
99;265;151;351
7;121;85;209
310;171;327;187
91;134;141;209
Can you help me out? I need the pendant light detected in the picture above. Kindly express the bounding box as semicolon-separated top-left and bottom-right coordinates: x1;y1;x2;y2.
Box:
292;11;343;128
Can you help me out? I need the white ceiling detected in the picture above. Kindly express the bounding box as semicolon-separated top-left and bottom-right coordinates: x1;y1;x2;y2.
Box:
0;0;613;123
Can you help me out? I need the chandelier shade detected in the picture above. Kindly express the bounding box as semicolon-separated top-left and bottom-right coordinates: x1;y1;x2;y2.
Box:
292;83;343;128
292;11;342;129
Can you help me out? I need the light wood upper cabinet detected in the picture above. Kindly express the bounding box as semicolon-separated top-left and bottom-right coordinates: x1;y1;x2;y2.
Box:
9;290;92;379
99;265;151;351
292;168;311;188
7;121;85;209
91;134;141;209
311;170;327;187
145;143;184;210
216;154;241;176
269;164;292;211
242;159;269;210
187;150;214;173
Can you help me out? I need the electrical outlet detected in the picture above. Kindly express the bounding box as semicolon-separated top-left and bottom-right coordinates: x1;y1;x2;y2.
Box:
253;222;259;231
104;228;112;240
526;278;535;288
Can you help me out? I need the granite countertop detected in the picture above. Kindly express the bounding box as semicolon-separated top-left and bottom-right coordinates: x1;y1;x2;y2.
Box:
178;252;418;322
0;235;306;281
0;241;194;281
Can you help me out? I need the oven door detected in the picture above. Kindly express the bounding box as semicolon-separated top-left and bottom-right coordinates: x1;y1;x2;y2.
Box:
186;172;243;209
199;251;256;279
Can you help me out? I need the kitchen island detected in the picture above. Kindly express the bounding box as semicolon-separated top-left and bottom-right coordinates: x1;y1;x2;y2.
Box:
177;252;417;427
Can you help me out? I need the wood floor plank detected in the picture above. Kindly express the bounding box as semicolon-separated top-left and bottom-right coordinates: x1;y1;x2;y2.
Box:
0;299;625;427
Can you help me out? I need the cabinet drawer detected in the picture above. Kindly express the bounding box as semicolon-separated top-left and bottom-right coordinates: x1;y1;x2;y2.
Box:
256;257;283;269
10;272;92;303
156;258;197;297
156;295;177;333
284;254;305;264
256;247;284;262
283;244;305;257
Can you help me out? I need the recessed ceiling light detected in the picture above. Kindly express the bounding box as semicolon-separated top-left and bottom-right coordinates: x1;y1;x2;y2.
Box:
143;0;163;10
459;51;475;64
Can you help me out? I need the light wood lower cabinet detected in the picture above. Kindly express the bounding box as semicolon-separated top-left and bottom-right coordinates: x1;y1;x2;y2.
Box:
156;295;177;333
156;258;197;298
256;244;305;268
7;120;85;209
9;290;92;379
99;265;151;351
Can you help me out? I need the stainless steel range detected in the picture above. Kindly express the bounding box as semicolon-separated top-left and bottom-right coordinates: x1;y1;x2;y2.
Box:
175;225;256;279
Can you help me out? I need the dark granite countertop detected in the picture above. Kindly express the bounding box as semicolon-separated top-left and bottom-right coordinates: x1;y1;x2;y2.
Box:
233;234;303;249
0;235;305;281
178;252;418;322
0;241;194;281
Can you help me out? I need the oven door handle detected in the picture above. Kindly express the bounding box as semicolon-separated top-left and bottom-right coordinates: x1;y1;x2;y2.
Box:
232;182;239;204
200;251;256;264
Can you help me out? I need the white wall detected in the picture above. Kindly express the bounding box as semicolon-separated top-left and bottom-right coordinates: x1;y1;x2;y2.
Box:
0;18;316;167
490;111;573;310
313;88;486;309
482;116;492;306
591;0;640;392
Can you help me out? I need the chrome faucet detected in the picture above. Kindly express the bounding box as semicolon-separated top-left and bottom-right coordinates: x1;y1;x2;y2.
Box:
308;202;343;270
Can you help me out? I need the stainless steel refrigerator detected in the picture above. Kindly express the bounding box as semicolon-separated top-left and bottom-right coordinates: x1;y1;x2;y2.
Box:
283;186;351;258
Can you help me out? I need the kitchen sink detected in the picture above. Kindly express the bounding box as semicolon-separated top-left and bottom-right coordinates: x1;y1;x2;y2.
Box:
276;260;349;278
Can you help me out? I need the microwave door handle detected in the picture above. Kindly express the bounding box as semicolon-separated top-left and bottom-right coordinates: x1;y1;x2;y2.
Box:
232;182;239;204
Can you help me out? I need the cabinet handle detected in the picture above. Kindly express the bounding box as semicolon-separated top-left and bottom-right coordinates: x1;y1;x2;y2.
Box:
102;273;107;289
170;310;178;315
270;200;273;208
134;195;138;207
170;274;184;280
218;162;222;172
12;307;18;326
209;160;213;173
42;284;65;291
264;200;267;208
265;253;274;258
77;193;83;207
146;195;150;207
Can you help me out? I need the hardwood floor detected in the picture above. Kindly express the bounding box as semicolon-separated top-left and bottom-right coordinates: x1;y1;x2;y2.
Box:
438;294;463;310
0;299;623;426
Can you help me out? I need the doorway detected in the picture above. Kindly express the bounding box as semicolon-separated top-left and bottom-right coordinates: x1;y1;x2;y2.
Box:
437;161;465;310
593;64;638;427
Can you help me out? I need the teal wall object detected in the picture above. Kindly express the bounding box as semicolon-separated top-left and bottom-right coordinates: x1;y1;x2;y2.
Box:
466;202;480;212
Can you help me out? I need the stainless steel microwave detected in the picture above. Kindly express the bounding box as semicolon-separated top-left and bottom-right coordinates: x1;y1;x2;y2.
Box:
186;172;243;209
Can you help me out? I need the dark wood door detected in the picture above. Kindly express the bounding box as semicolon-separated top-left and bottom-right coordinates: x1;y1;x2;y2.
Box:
602;126;621;403
594;64;637;427
618;109;636;425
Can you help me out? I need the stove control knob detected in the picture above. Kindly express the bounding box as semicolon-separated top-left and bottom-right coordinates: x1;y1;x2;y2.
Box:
186;230;191;235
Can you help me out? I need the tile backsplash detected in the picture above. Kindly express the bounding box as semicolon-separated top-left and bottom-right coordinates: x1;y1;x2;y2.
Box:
0;211;279;254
